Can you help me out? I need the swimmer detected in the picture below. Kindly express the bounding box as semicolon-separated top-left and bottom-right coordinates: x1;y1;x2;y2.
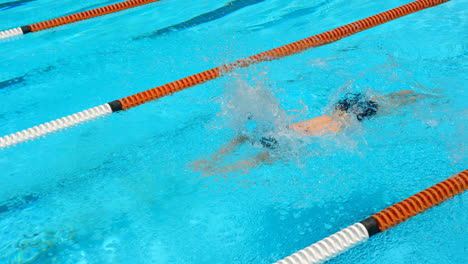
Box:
192;90;432;175
290;90;418;136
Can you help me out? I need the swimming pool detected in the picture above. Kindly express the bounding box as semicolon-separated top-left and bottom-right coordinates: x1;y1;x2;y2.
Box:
0;0;466;263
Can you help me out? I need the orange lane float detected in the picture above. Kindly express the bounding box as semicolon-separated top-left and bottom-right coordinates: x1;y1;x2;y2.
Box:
116;0;451;110
0;0;162;40
372;169;468;231
275;169;467;264
0;0;451;148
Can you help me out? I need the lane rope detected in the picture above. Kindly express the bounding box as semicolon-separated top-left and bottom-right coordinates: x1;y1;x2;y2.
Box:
0;0;162;41
0;105;111;147
0;0;450;148
274;169;468;264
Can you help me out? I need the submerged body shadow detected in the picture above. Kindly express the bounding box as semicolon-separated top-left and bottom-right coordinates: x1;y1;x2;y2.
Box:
135;0;265;40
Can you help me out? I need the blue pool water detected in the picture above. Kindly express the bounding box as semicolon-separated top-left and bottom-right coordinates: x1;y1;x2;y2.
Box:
0;0;467;263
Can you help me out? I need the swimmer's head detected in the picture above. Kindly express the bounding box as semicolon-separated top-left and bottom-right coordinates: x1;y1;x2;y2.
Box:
334;93;379;121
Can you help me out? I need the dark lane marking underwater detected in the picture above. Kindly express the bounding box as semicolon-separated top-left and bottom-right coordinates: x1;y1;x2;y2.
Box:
0;193;39;214
136;0;265;39
0;66;55;91
0;0;35;11
0;76;26;90
244;0;332;32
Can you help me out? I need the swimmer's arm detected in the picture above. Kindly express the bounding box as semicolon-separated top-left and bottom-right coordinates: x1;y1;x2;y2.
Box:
218;135;250;154
191;135;250;171
374;89;442;111
206;135;250;161
377;90;417;104
220;151;271;174
196;151;270;176
239;151;270;167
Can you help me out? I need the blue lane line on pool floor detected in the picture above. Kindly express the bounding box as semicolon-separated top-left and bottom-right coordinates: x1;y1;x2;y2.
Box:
137;0;266;39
